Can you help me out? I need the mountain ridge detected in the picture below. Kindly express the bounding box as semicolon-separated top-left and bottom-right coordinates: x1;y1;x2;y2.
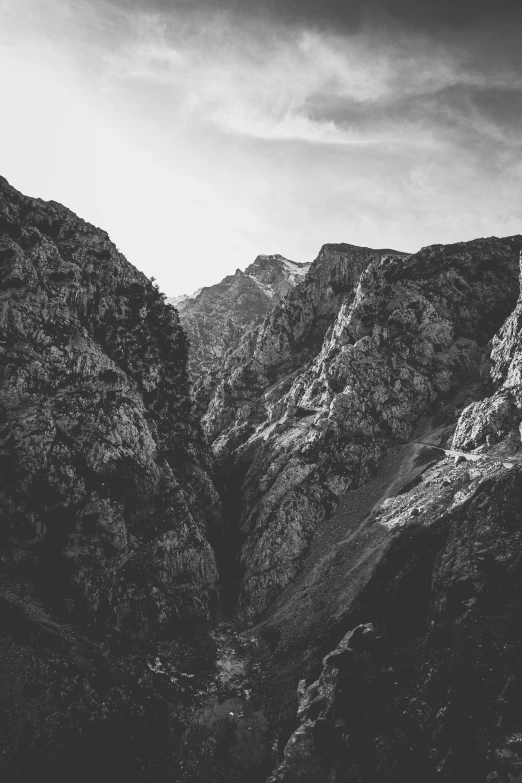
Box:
0;175;225;781
2;175;522;782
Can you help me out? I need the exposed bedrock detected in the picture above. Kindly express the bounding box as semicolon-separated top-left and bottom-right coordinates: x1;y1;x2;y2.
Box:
172;254;311;413
258;248;522;783
0;176;222;638
0;175;229;781
205;236;522;625
266;409;522;782
204;243;404;445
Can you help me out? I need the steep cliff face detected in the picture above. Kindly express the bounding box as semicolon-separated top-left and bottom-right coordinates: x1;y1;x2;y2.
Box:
169;254;310;411
0;175;221;636
204;243;403;447
205;237;522;625
265;251;522;783
0;177;225;781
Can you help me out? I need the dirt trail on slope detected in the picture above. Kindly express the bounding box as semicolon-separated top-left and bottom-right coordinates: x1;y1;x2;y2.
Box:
251;377;483;730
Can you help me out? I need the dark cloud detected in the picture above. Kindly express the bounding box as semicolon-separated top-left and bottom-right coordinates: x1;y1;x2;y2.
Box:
146;0;522;32
302;81;522;163
123;0;522;81
470;87;522;132
260;0;520;31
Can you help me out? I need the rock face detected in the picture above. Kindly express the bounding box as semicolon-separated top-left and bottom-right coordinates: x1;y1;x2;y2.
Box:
167;287;202;310
0;175;221;637
265;254;522;782
170;254;311;410
204;237;522;625
204;243;403;447
0;176;225;780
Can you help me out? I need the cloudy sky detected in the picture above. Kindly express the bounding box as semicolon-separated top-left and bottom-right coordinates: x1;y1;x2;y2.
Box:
1;0;521;296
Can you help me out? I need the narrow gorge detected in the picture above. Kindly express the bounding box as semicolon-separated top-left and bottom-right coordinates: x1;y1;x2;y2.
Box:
2;176;522;783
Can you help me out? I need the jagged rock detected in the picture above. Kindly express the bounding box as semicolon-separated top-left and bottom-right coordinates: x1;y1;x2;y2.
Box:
267;625;377;783
167;287;203;310
263;250;522;783
172;254;311;411
204;243;402;444
453;256;522;453
205;236;522;624
0;175;221;638
267;451;522;782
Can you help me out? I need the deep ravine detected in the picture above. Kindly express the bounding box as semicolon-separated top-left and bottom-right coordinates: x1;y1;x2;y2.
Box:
3;175;522;783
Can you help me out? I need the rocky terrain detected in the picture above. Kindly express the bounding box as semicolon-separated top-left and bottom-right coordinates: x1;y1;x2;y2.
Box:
3;174;522;783
263;254;522;783
168;255;310;411
0;174;223;637
0;176;224;780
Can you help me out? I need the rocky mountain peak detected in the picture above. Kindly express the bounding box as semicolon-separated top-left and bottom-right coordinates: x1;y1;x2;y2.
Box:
203;242;407;445
244;253;311;300
170;252;312;412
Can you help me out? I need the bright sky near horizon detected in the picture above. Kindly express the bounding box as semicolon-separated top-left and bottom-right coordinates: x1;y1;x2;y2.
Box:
1;0;521;296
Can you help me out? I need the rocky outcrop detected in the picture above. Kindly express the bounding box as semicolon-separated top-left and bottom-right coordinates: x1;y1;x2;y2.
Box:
452;257;522;454
167;287;202;310
204;237;522;625
0;174;223;637
171;254;311;411
0;175;230;780
266;396;522;782
204;243;402;446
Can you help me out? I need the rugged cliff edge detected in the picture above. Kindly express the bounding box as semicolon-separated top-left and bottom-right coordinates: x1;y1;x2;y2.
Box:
0;176;222;780
169;255;310;411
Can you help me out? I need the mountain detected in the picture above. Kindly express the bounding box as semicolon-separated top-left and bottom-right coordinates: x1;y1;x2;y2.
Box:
166;287;202;310
170;254;311;410
204;237;521;625
266;246;522;783
200;234;522;782
3;173;522;783
0;176;222;780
